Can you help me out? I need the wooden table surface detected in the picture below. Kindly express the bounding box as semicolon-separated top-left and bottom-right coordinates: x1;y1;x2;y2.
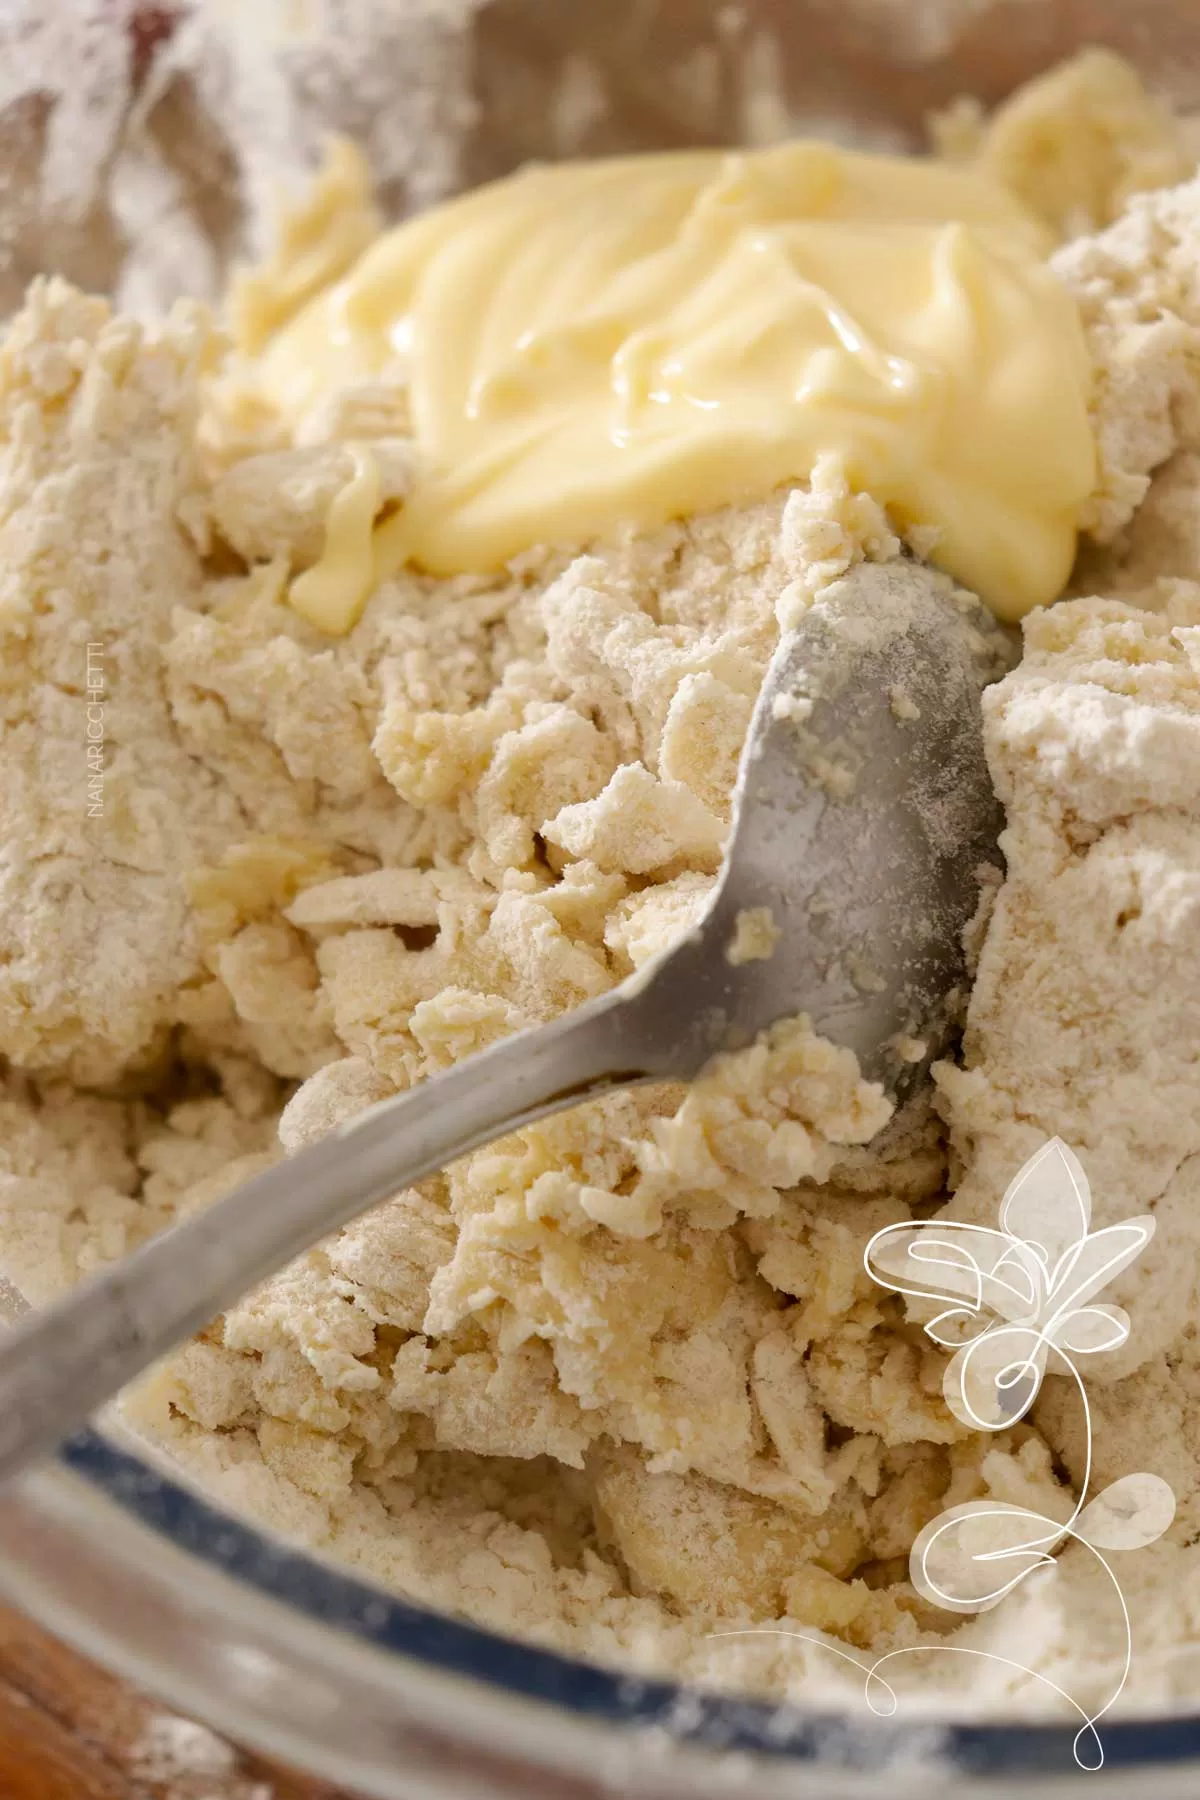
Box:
0;1601;358;1800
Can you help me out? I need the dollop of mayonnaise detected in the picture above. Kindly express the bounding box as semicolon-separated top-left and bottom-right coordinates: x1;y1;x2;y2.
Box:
247;139;1095;628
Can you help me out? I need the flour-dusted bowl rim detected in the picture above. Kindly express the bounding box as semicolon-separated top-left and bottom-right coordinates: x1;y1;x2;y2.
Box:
0;1431;1192;1798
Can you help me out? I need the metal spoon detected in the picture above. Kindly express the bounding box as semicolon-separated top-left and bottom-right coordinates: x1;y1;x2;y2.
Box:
0;558;1009;1484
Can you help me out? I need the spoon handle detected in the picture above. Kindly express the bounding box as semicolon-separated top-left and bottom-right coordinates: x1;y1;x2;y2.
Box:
0;985;650;1487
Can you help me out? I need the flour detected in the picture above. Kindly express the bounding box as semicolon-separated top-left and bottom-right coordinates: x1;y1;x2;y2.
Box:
132;1714;238;1783
1;49;1200;1726
131;1711;273;1800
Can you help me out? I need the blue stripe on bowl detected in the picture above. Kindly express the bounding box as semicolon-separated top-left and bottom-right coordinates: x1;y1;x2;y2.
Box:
60;1428;1200;1779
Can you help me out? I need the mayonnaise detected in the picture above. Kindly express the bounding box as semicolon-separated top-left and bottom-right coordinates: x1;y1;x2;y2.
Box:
243;139;1096;629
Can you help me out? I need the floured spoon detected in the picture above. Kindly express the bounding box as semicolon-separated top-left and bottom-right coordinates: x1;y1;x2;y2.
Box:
0;558;1009;1484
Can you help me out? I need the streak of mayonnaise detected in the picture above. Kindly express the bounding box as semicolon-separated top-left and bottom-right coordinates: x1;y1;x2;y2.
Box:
288;445;381;633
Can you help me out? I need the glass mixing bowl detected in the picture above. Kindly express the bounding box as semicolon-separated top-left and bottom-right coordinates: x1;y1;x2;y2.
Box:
2;4;1199;1794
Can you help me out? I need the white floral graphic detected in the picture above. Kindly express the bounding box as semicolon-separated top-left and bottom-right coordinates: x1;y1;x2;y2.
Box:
707;1138;1175;1772
864;1136;1153;1433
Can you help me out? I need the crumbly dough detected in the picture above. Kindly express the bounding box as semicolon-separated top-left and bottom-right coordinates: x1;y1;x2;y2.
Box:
726;907;781;967
3;61;1200;1720
931;46;1194;236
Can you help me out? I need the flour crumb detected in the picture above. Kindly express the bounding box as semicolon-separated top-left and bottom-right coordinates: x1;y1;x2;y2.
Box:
725;906;782;966
771;691;814;723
